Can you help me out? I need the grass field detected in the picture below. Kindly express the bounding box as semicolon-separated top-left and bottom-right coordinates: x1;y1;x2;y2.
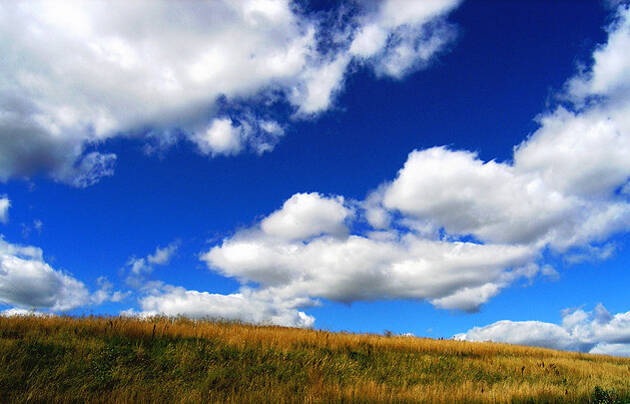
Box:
0;315;629;403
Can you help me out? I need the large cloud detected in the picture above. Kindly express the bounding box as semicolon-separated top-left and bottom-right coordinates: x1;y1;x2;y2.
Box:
455;304;630;356
0;0;459;186
203;192;539;312
197;5;630;322
0;236;89;311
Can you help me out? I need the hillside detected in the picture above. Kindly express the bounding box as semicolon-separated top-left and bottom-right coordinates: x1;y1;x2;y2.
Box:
0;315;629;403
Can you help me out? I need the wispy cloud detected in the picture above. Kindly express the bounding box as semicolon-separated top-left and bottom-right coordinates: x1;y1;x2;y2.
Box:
125;242;179;287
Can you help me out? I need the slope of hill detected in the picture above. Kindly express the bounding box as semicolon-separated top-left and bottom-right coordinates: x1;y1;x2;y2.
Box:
0;315;629;403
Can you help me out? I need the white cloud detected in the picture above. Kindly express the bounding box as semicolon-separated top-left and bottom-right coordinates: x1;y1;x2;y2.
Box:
455;320;582;351
1;307;50;317
379;142;630;251
0;197;9;224
260;192;353;240
455;304;630;356
349;0;460;78
21;219;44;239
53;152;117;188
130;284;314;328
125;242;178;286
564;243;616;264
568;5;630;100
0;0;459;185
381;147;575;246
193;118;245;157
590;343;630;356
147;243;178;265
349;24;388;58
0;236;89;311
91;276;129;305
291;55;350;116
430;283;501;312
514;106;630;198
203;193;538;312
379;0;461;28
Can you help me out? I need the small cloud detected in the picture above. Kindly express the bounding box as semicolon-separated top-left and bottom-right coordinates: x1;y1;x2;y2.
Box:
125;242;179;287
541;265;560;281
564;243;616;265
53;152;117;188
192;118;245;157
21;219;44;239
0;196;9;224
147;242;179;265
91;276;130;305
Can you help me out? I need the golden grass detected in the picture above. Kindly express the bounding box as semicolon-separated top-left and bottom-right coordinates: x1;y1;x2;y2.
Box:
1;315;629;403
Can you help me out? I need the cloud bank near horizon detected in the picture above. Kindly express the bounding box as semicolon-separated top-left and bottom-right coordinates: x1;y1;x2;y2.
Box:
0;236;124;312
455;304;630;357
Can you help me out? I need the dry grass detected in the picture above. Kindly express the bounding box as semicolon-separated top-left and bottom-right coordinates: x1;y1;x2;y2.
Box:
1;315;629;403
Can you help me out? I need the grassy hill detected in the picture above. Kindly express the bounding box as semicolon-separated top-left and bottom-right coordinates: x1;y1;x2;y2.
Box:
0;315;629;403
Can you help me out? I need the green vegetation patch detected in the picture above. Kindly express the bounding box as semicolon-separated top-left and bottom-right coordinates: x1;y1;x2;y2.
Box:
1;316;630;403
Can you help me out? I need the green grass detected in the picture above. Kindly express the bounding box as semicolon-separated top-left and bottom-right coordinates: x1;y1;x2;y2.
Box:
1;315;630;403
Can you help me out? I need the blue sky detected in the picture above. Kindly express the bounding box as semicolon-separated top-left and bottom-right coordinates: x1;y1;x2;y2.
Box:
2;0;630;355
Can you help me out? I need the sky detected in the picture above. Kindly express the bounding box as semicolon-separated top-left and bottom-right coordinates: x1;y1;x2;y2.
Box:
1;0;630;356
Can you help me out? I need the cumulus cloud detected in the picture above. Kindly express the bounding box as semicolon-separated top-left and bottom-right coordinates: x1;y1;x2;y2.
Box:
260;193;353;240
128;284;314;328
193;118;246;157
0;197;8;224
203;193;538;313
0;236;89;311
374;4;630;254
381;147;575;246
0;0;459;185
455;304;630;356
194;5;630;324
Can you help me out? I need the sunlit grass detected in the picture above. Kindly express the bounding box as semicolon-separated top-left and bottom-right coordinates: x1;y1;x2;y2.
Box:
1;315;629;403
